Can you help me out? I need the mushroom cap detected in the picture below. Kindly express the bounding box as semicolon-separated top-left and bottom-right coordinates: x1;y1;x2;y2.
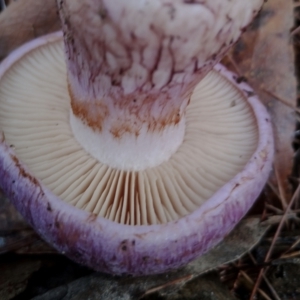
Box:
0;32;273;275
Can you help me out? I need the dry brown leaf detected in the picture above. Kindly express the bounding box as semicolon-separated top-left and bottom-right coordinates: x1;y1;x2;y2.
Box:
227;0;296;208
32;273;237;300
0;258;41;300
0;0;60;60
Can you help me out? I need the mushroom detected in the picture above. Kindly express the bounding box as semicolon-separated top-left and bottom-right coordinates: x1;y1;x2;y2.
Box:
0;0;273;275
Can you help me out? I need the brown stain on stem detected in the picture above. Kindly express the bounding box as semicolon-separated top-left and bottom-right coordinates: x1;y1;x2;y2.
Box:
69;82;183;139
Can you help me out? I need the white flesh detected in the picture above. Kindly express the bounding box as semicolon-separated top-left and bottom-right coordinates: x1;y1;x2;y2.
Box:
70;110;185;171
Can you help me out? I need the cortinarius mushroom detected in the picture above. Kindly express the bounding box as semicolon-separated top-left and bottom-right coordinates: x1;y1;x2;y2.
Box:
0;0;273;275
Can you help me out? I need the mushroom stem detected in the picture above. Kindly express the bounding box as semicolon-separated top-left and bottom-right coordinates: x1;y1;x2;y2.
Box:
58;0;263;170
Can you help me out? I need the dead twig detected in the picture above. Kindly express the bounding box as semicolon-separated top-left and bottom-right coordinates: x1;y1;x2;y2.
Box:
249;184;300;299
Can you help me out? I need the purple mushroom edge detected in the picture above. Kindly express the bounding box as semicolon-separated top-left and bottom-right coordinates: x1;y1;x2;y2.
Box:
0;32;274;276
